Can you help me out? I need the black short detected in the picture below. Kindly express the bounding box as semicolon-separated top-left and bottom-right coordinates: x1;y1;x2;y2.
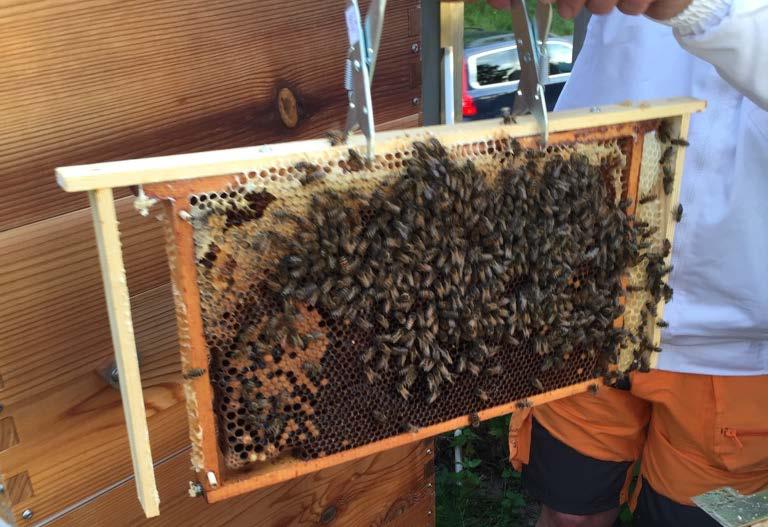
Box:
522;418;720;527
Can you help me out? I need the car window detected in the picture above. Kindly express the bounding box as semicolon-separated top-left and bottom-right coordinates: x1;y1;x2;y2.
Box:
545;42;573;75
475;48;521;87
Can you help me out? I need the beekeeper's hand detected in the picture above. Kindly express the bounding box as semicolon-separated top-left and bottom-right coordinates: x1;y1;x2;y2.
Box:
486;0;691;20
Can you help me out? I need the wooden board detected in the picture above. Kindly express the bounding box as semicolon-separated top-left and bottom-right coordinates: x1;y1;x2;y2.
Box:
0;197;168;407
2;0;422;521
0;0;421;231
47;439;435;527
0;321;187;523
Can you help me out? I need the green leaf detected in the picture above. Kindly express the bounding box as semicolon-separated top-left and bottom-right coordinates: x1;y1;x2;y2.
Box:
463;458;482;468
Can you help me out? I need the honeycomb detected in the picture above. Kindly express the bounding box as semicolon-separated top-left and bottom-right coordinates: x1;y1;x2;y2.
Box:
621;120;683;371
173;133;658;471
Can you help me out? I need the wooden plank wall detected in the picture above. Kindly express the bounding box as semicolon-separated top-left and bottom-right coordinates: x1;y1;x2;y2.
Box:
0;1;425;524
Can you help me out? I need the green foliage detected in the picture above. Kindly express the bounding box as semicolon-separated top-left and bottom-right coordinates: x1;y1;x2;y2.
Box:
435;413;636;526
435;415;532;527
464;0;574;37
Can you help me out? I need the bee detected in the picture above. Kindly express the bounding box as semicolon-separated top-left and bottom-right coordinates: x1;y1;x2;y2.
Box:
325;129;347;146
299;169;326;186
515;399;533;409
393;220;409;239
673;203;683;222
371;409;387;425
639;193;658;205
661;239;672;257
540;356;554;372
476;388;490;403
364;367;379;384
266;416;284;438
485;364;503;376
384;200;401;215
587;384;599;395
469;412;481;428
361;346;375;364
302;362;323;383
500;106;516;125
670;138;689;147
660;166;674;197
659;146;675;165
183;367;206;380
656;319;669;328
531;376;545;392
657;120;673;143
662;284;674;302
346;148;367;172
404;422;420;433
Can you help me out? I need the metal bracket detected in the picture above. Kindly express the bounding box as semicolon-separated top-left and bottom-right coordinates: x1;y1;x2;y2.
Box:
102;353;144;389
343;0;387;160
509;0;549;143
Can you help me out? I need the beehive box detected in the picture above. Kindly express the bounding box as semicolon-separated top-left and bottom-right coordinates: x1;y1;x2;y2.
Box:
57;97;704;507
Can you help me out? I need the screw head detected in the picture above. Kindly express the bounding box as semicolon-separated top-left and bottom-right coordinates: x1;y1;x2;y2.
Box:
353;59;361;71
411;97;421;106
110;367;119;384
427;509;433;516
0;483;5;493
22;509;33;520
411;42;420;53
426;448;433;455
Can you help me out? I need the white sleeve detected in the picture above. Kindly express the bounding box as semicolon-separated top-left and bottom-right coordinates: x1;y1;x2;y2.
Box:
657;0;768;110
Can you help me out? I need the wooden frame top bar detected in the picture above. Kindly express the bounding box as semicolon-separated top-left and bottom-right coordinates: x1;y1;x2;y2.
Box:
57;98;705;192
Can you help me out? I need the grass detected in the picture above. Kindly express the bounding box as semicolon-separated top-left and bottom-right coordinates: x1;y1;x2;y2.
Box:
464;0;574;37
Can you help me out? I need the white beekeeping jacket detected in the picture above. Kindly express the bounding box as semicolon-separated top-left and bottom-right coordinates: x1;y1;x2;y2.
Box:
555;0;768;375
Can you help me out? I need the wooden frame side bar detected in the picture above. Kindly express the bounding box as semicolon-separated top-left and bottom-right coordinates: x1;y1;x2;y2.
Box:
88;189;160;517
57;98;706;192
648;111;694;369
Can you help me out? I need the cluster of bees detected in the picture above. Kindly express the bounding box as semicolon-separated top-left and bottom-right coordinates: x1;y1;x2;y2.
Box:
201;127;688;466
258;139;638;406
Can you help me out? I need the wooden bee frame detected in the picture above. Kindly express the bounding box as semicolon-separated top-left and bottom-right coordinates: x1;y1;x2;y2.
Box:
56;97;705;516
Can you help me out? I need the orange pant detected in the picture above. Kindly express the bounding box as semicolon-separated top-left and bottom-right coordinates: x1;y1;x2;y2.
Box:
509;371;768;506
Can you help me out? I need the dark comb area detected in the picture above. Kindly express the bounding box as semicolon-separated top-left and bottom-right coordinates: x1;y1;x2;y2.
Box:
188;137;640;470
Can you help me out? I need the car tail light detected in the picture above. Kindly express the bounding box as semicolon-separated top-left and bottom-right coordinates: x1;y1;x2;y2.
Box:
462;60;477;117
